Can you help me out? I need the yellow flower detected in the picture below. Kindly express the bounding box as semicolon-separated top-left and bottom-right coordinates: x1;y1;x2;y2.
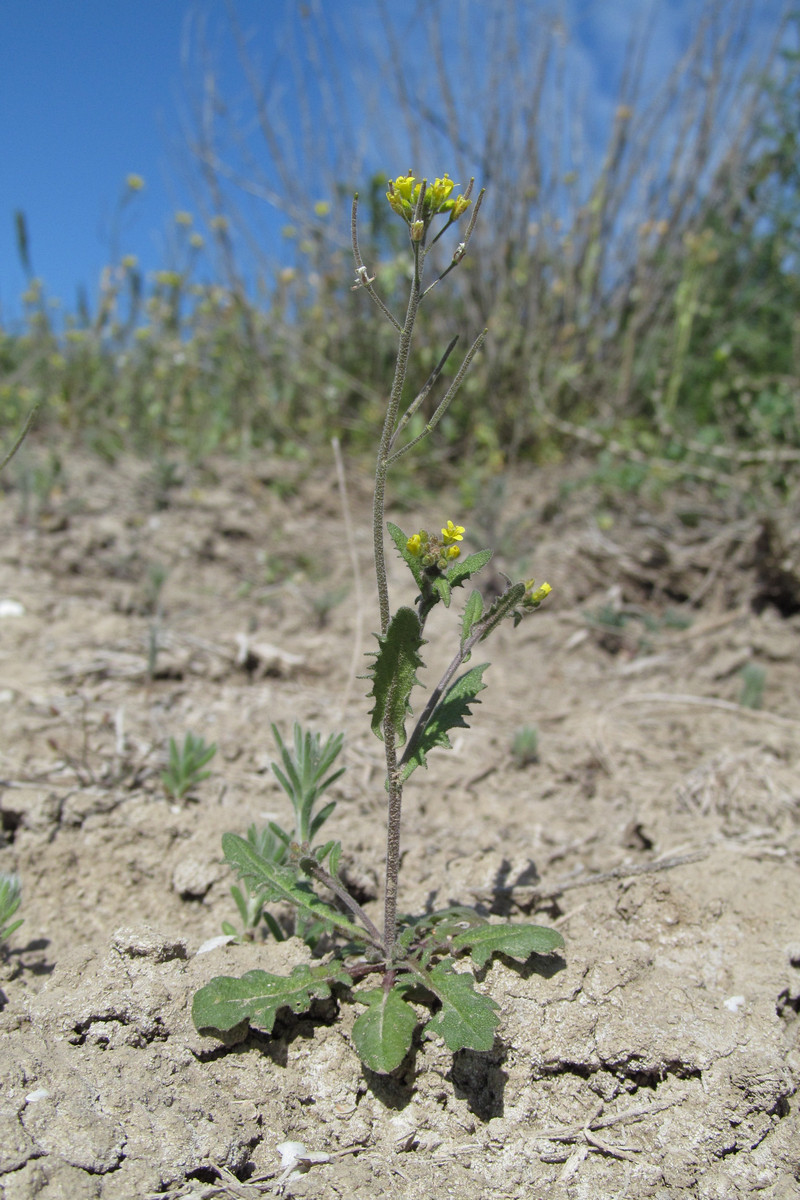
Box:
446;545;460;559
427;174;455;208
441;520;465;545
386;171;470;227
126;173;145;192
175;211;193;226
523;580;552;606
407;533;423;556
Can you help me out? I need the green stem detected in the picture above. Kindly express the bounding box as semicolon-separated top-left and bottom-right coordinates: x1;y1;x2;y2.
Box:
371;242;427;954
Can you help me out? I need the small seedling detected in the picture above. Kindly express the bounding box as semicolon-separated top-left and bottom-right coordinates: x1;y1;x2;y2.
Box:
740;662;766;710
193;173;563;1074
511;725;539;767
222;723;344;942
0;873;23;946
222;823;288;942
162;732;217;802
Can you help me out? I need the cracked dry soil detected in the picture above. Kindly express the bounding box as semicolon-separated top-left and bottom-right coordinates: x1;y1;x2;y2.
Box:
1;453;799;1199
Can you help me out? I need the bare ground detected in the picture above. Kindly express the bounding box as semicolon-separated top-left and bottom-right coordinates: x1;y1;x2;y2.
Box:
1;452;799;1199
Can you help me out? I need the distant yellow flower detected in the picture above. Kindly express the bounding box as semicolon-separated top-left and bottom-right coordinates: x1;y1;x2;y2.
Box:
126;174;145;192
385;172;471;228
441;520;465;545
523;580;552;607
175;211;193;226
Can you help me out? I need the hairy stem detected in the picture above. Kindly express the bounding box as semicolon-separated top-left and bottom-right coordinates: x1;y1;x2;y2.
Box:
300;859;384;951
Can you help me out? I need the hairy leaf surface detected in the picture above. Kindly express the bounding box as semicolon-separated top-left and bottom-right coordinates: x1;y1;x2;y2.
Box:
351;986;418;1073
367;606;424;746
478;582;526;640
421;963;499;1052
400;663;488;780
445;548;492;589
387;522;424;589
192;961;348;1034
452;922;565;968
461;589;484;648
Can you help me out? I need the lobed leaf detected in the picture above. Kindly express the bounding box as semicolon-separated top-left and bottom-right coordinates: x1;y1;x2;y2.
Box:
445;548;492;590
478;582;526;640
351;985;419;1073
192;961;348;1034
367;607;425;747
421;962;499;1052
451;922;565;968
400;663;489;781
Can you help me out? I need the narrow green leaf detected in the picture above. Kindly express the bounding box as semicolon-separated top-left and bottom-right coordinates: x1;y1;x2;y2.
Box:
192;961;348;1034
367;607;425;746
445;548;492;590
421;962;499;1052
400;663;489;781
432;575;451;607
451;922;565;968
351;986;419;1073
461;589;484;648
478;582;526;640
221;832;366;943
387;522;424;589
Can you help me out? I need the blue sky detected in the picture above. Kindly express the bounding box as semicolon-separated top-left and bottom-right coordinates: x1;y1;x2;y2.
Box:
0;0;787;327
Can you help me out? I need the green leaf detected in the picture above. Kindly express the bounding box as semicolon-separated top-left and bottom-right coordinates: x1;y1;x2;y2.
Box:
221;832;366;943
400;663;489;781
432;575;451;607
387;522;424;589
367;607;425;747
351;986;419;1073
192;961;348;1034
478;582;526;640
421;962;499;1052
451;922;565;968
461;589;484;648
445;548;492;590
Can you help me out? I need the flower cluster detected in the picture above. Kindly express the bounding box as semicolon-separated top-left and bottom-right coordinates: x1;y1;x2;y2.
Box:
386;173;471;228
407;521;465;571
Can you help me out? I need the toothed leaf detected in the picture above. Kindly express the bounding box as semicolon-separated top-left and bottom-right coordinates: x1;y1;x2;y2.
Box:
452;922;565;968
478;582;526;640
387;522;424;589
421;963;499;1052
445;548;492;589
192;961;349;1034
367;606;424;747
400;663;489;781
351;985;419;1073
